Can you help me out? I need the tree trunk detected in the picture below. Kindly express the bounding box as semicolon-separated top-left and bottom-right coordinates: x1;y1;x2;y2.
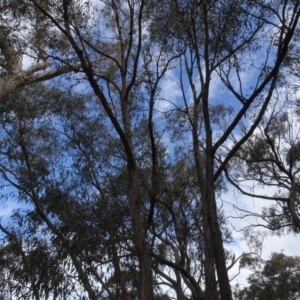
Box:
129;169;155;300
205;155;232;300
193;136;218;300
202;189;218;300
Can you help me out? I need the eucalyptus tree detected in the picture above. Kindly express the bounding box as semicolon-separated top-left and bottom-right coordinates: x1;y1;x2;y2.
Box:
149;1;300;299
225;15;300;231
234;252;300;300
0;0;300;300
20;1;182;299
226;104;300;233
0;0;84;102
0;82;208;299
0;82;142;299
0;84;107;299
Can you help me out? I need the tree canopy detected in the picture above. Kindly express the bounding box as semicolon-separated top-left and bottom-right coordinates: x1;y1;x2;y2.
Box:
0;0;300;299
235;252;300;300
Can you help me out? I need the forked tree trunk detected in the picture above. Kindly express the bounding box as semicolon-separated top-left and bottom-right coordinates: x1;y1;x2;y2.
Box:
192;125;218;299
205;156;232;300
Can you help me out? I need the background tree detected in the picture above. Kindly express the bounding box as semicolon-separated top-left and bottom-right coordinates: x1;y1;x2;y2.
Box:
234;252;300;300
0;0;84;101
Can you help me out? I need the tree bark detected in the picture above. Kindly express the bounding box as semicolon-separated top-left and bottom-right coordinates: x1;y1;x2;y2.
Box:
205;159;232;300
192;105;218;299
130;169;155;300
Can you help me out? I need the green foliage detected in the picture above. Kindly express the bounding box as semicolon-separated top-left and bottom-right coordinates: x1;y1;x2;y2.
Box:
235;253;300;300
0;0;300;299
